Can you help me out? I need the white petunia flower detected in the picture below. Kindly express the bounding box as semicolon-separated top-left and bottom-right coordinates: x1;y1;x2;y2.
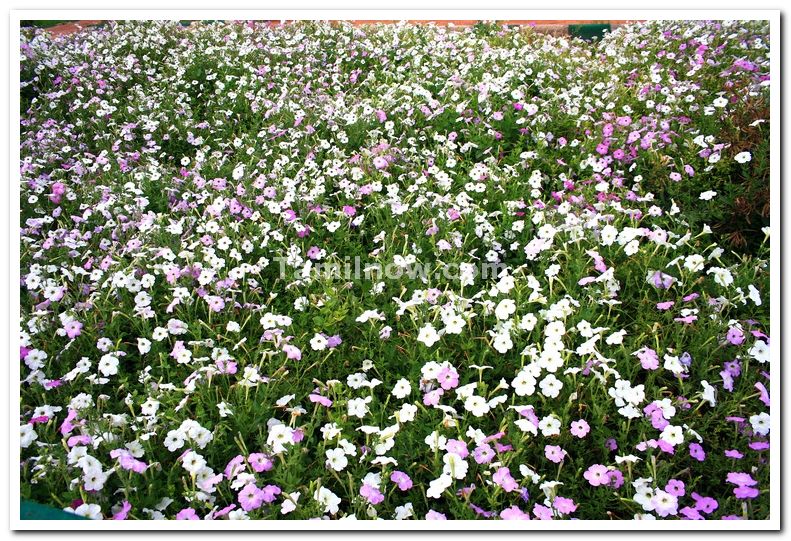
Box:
463;395;490;417
494;299;517;320
325;448;348;471
391;378;412;399
659;424;684;446
426;474;453;499
539;374;563;398
310;334;328;351
417;324;441;347
749;412;770;436
749;340;770;363
98;354;119;377
734;151;752;163
314;487;341;515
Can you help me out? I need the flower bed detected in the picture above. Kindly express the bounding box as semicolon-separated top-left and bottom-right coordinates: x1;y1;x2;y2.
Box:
19;19;771;521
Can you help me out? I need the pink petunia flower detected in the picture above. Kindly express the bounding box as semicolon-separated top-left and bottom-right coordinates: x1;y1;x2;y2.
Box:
238;483;265;512
248;453;273;473
390;471;413;491
544;445;566;464
501;506;531;520
112;501;131;520
493;467;519;492
360;483;385;505
176;508;199;520
553;496;577;515
583;464;611;487
570;419;590;438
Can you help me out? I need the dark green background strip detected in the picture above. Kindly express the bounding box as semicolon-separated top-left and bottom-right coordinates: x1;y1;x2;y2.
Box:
21;500;88;520
568;23;611;40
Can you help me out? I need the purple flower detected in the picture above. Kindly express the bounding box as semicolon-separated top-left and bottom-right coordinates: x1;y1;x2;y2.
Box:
198;473;223;492
607;469;625;489
665;479;686;497
282;344;302;361
570;419;590;438
635;347;660;370
64;320;83;339
553;496;577;515
59;409;78;436
470;503;496;518
583;464;611;487
516;408;540;427
500;506;531;520
390;471;413;491
309;393;332;407
646;407;669;430
691;493;719;514
689;443;706;462
422;388;443;406
291;428;304;443
67;434;91;446
360;483;384;505
212;504;237;519
216;359;238;374
437;367;459;390
650;271;676;289
679;352;693;367
224;455;245;479
533;504;554;520
727;472;757;487
260;485;282;503
238;483;265;512
248;453;273;473
176;508;199;520
544;445;566;464
110;449;147;474
755;382;770;407
733;486;760;499
445;439;469;458
679;506;704;520
112;501;131;520
206;295;225;312
492;467;519;492
473;443;495;464
726;327;745;345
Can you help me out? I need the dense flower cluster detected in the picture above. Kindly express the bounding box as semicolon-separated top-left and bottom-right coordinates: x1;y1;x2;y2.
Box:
19;19;770;521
